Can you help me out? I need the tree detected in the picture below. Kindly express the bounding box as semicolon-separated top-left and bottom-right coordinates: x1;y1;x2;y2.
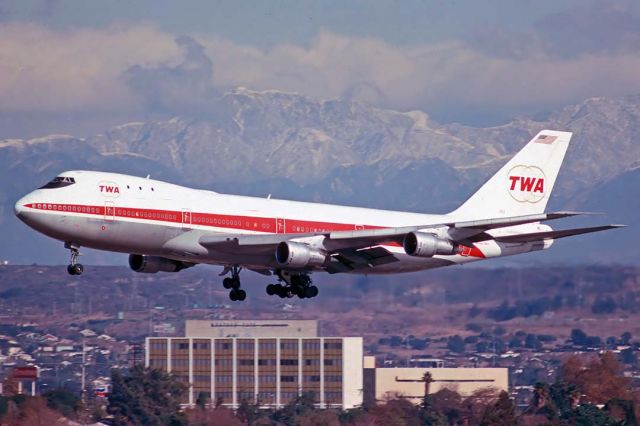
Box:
479;391;518;426
570;329;588;346
270;392;318;425
107;365;187;426
43;389;79;418
447;335;465;353
558;352;632;405
524;334;542;351
185;406;243;426
0;396;62;425
422;388;462;425
236;398;263;426
591;296;617;314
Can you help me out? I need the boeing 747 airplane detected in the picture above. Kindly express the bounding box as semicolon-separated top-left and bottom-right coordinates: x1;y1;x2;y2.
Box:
14;130;621;301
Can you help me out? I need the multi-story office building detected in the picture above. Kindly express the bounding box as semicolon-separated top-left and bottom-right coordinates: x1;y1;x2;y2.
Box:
145;320;363;409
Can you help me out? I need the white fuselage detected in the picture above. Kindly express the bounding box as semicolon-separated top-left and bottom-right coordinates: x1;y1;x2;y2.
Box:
14;170;550;273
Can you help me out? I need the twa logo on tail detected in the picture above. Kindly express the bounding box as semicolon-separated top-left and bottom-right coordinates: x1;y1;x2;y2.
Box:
507;165;546;203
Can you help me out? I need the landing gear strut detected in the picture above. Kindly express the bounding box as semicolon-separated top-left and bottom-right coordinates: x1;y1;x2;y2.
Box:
266;270;319;299
65;242;84;276
222;266;246;301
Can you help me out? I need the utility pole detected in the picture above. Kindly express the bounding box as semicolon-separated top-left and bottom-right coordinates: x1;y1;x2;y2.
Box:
81;339;86;404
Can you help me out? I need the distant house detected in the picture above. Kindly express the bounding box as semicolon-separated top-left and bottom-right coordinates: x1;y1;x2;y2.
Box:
42;334;59;342
79;329;97;338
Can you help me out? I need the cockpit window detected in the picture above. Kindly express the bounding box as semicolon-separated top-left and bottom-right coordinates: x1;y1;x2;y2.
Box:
39;176;76;189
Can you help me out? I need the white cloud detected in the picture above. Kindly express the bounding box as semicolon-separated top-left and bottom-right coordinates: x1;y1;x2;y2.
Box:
1;22;640;123
0;22;180;112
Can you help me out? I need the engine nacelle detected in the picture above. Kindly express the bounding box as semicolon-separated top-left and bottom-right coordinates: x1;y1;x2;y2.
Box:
403;232;456;257
275;241;327;268
128;254;188;273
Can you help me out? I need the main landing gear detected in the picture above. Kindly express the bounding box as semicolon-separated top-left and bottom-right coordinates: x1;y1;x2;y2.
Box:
266;270;319;299
65;242;84;276
222;266;246;301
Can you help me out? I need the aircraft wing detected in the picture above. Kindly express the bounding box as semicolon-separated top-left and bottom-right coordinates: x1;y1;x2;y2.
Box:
198;211;585;255
491;225;625;244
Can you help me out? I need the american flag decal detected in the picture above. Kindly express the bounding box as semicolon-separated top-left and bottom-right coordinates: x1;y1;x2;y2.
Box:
535;134;557;144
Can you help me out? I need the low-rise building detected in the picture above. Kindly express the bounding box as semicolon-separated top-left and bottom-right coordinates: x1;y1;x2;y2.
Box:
363;356;508;405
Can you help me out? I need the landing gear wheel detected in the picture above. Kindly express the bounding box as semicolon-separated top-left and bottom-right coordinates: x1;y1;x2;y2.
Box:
65;242;83;275
235;289;246;301
223;277;233;289
229;289;247;302
305;285;319;298
223;266;246;301
266;284;277;295
276;285;289;299
230;278;240;290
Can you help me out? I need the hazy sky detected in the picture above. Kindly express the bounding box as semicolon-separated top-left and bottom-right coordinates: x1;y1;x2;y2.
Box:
1;0;640;136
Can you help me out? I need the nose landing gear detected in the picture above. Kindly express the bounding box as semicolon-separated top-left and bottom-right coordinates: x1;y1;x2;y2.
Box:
65;242;84;276
222;266;246;301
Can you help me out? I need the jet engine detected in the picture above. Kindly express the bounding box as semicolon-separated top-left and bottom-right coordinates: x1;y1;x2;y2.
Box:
128;254;190;273
403;232;456;257
275;241;327;268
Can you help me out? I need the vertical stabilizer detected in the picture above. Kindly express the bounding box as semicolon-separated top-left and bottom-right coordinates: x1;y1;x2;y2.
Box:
450;130;572;219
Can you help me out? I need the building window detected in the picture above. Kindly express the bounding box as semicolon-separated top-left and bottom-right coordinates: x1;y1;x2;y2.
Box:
280;376;296;383
194;375;210;383
325;375;342;382
215;375;232;383
304;359;320;367
280;342;298;350
215;342;232;350
215;391;232;402
238;391;254;401
237;342;254;350
324;359;342;367
281;392;298;401
258;342;276;351
172;359;189;368
193;358;210;367
280;359;298;366
259;375;276;383
258;359;277;366
324;342;342;350
150;341;166;351
325;391;342;401
238;359;254;366
215;359;233;367
193;342;210;350
172;342;189;351
302;341;320;350
149;359;167;368
238;375;254;383
304;375;321;382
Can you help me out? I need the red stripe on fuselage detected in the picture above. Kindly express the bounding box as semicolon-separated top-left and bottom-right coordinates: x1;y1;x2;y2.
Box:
23;203;486;258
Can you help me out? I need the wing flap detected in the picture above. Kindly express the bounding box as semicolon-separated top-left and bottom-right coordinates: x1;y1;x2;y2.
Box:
494;225;625;243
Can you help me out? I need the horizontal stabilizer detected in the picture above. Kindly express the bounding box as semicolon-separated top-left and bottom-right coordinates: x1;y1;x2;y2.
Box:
494;225;625;244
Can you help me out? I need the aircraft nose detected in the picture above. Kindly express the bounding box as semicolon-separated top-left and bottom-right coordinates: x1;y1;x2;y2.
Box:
14;195;31;218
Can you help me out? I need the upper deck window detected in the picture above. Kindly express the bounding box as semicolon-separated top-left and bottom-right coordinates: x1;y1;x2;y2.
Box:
39;176;76;189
